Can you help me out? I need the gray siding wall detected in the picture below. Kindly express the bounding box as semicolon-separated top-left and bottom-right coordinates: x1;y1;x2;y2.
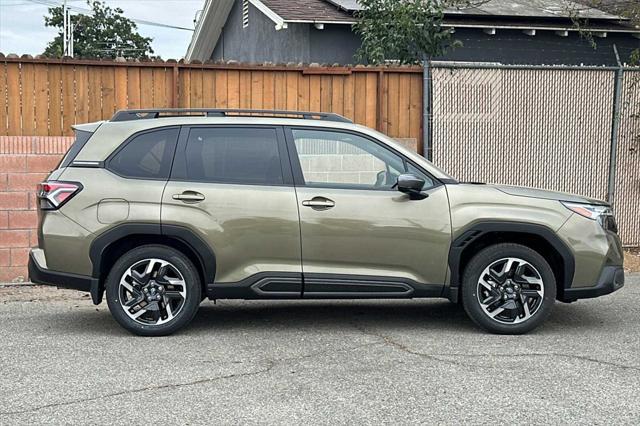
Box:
308;25;361;64
211;0;358;64
212;1;310;63
445;28;639;66
212;0;639;66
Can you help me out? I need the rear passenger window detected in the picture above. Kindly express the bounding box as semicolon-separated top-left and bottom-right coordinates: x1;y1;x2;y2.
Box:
184;127;283;185
108;128;179;179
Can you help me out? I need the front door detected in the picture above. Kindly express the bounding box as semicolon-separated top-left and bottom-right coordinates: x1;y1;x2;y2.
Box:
286;127;451;298
161;125;302;298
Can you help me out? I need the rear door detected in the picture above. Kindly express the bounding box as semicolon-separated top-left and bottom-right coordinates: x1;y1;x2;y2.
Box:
286;127;451;298
161;125;303;297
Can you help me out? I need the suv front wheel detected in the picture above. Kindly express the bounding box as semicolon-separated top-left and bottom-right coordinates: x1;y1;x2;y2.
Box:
461;243;556;334
105;245;202;336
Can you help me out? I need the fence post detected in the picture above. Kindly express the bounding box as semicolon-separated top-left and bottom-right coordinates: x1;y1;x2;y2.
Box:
422;56;433;160
376;70;384;132
607;46;624;208
172;63;180;108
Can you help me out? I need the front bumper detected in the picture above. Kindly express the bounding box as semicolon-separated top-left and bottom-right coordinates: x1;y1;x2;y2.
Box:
28;249;102;304
561;266;625;302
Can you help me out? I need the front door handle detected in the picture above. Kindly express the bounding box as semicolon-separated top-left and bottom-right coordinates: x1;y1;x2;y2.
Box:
302;197;335;210
172;191;205;203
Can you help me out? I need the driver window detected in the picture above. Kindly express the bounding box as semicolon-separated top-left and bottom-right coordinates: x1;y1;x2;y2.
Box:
292;129;405;189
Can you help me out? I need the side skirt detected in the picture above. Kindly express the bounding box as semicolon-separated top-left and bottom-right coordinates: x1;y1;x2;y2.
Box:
206;272;444;300
207;272;303;300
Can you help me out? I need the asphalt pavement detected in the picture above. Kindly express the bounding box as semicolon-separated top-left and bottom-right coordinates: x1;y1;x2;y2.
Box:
1;275;639;425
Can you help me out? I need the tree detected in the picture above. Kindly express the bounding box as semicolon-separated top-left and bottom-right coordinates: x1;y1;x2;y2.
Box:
43;0;154;59
567;0;639;64
353;0;488;65
353;0;454;65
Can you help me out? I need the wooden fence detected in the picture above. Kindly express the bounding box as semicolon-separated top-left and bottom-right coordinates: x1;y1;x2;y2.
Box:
1;56;638;253
0;56;424;151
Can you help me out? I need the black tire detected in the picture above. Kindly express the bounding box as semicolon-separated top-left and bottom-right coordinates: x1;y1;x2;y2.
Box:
461;243;556;335
105;245;202;336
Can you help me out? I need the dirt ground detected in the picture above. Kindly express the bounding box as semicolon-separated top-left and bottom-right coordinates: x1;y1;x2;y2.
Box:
626;249;640;273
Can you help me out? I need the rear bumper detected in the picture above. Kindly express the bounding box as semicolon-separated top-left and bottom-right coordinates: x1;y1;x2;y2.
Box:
28;249;102;304
562;266;625;302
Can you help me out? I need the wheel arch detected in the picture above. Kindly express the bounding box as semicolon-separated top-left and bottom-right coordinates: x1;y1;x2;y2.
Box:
447;221;575;302
89;223;216;301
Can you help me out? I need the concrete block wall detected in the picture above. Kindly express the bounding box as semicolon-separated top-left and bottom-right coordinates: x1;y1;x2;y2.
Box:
299;154;387;185
295;137;418;185
0;136;73;282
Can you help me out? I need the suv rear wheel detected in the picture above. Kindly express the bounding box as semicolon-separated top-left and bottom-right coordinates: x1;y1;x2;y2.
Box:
461;243;556;334
105;245;202;336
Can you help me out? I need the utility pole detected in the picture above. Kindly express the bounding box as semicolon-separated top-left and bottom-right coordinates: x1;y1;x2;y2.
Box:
69;20;74;58
63;0;67;55
62;0;74;57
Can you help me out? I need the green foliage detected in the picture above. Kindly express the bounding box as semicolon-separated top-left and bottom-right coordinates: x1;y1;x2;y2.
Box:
353;0;461;65
567;0;639;64
43;0;153;59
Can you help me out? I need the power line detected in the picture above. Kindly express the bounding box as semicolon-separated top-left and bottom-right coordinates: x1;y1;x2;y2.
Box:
0;1;36;6
25;0;194;31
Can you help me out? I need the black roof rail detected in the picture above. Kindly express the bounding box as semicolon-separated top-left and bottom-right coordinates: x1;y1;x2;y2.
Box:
110;108;353;123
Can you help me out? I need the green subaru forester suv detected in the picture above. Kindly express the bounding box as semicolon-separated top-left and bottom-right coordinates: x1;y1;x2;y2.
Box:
29;109;625;336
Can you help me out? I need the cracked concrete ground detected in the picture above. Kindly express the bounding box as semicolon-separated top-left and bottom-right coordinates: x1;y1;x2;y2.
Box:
1;274;639;425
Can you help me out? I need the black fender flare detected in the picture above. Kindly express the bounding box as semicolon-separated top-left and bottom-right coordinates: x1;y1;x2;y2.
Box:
446;221;575;302
89;222;216;284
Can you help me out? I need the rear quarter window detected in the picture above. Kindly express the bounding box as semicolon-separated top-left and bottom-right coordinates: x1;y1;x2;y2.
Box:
58;130;93;168
107;127;180;179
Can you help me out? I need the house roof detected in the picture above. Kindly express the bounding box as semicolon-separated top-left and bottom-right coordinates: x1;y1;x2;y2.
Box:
573;0;638;19
260;0;353;22
186;0;640;61
256;0;638;25
326;0;625;20
186;0;235;62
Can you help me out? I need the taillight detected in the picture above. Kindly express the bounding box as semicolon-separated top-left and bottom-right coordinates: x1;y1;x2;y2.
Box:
37;181;82;210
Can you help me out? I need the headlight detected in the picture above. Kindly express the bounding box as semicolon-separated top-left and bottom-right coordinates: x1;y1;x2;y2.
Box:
561;201;611;220
561;201;617;233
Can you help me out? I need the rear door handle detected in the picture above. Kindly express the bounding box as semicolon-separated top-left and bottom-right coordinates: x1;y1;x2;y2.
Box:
172;191;205;203
302;197;335;210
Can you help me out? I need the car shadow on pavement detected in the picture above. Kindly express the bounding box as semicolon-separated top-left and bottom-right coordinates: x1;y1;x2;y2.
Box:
54;299;477;335
189;300;477;333
186;299;612;335
49;298;613;336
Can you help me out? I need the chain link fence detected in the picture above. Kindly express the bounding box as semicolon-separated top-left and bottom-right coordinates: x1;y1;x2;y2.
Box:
614;71;640;246
432;65;639;246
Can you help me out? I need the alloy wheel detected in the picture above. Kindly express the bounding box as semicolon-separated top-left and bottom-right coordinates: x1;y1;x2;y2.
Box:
476;257;545;324
118;258;187;325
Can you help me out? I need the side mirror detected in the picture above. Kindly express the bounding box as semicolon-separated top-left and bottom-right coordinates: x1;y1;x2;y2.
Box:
396;174;428;200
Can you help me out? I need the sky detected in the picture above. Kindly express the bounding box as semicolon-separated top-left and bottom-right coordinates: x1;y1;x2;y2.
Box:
0;0;204;59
